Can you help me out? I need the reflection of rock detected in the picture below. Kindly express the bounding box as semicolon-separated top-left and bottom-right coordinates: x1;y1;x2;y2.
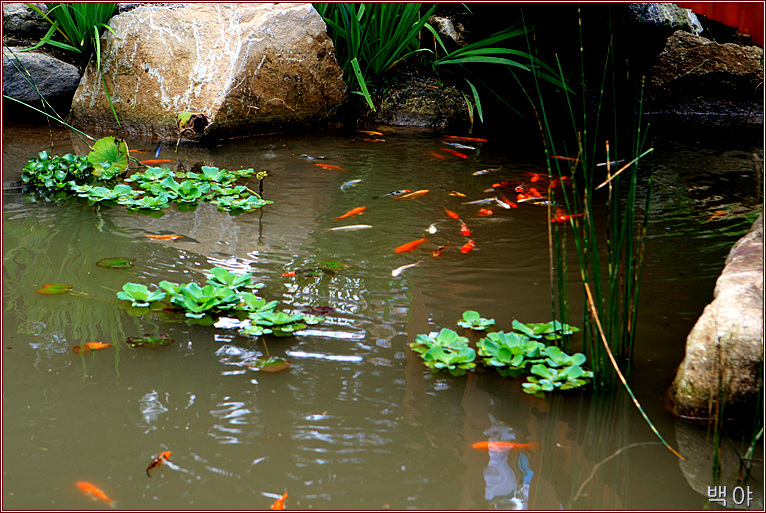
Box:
69;3;347;141
670;214;763;420
675;420;763;509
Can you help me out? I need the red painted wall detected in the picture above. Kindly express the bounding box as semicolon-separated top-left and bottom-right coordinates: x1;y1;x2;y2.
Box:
676;2;764;47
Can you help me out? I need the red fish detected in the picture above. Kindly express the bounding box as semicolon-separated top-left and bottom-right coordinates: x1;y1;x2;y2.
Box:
315;163;348;171
271;491;288;510
430;151;448;160
524;171;547;183
76;481;114;506
444;208;460;220
460;222;471;236
145;234;182;240
334;206;366;220
529;188;542;197
395;235;427;253
499;195;518;208
491;180;524;190
477;208;493;216
441;148;468;159
140;159;175;165
460;240;476;253
472;441;540;451
443;135;488;142
73;342;113;354
549;176;571;188
551;213;585;223
146;450;172;477
432;243;450;257
396;189;429;199
282;271;297;277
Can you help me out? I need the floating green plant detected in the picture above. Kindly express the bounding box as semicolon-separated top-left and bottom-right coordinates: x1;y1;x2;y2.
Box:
125;333;173;348
95;257;134;269
245;356;291;373
116;282;166;308
21;151;90;190
87;136;128;179
35;282;74;295
457;310;496;330
512;319;580;341
409;328;476;377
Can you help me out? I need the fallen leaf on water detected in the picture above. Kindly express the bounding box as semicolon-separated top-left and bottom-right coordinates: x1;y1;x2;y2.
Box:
36;283;73;295
96;257;134;269
246;356;291;373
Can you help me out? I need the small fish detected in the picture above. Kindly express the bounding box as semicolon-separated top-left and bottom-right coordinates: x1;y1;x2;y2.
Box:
444;142;477;150
432;243;450;257
460;222;471;237
491;180;524;189
282;271;297;277
395;189;429;199
477;208;493;216
517;195;546;203
392;261;421;277
334;206;366;220
430;151;448;160
427;223;438;234
472;441;540;451
444;208;460;220
271;491;288;510
551;213;584;223
76;481;114;506
550;155;580;162
443;135;488;142
499;195;518;208
340;179;362;191
463;197;495;205
524;171;547;182
300;154;327;160
140;159;175;165
377;189;410;198
73;342;113;354
395;235;427;253
493;198;512;210
472;166;502;176
145;234;182;240
315;163;348;171
440;186;466;197
129;149;151;153
596;159;625;167
357;130;383;136
146;450;172;477
155;143;162;159
460;240;476;253
441;148;469;159
328;224;372;231
549;176;571;188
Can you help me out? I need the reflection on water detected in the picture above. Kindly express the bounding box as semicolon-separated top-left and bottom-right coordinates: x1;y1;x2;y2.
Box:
2;123;762;509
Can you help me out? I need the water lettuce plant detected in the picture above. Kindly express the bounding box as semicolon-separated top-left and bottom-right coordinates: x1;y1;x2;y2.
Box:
21;151;90;190
409;328;476;376
116;282;166;308
457;310;495;330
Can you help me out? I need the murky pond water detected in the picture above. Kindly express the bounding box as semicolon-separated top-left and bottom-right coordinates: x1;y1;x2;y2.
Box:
3;120;762;510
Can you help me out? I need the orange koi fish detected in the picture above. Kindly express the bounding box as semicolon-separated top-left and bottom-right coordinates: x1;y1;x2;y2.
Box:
129;149;151;153
282;271;297;277
378;189;410;198
334;206;367;220
395;235;427;253
443;135;488;142
315;163;348;171
549;176;571;188
440;186;466;197
77;481;114;506
551;213;585;223
396;189;429;199
432;243;450;257
472;441;540;451
477;208;493;216
146;450;172;477
441;148;468;159
491;180;524;190
524;171;547;183
140;159;175;165
460;240;476;253
145;234;182;240
460;222;471;236
529;188;543;197
271;491;288;510
73;342;113;354
430;151;448;160
444;208;460;220
499;195;518;208
358;130;383;136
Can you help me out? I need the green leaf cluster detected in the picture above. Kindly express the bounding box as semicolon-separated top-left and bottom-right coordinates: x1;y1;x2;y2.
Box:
21;151;90;190
409;328;476;376
457;310;495;330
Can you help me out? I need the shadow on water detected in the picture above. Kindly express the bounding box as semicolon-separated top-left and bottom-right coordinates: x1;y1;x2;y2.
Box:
2;120;762;509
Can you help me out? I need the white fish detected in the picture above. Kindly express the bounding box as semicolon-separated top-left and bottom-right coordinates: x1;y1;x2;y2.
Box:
596;159;625;167
517;196;546;203
341;179;362;191
328;224;372;231
427;223;438;234
493;198;512;209
391;261;422;277
444;142;477;150
472;166;502;176
463;197;496;205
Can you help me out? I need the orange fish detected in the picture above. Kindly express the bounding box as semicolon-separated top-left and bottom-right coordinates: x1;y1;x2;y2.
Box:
499;195;518;208
460;240;476;253
129;149;151;153
315;163;348;171
395;235;427;253
549;176;571;188
443;135;488;142
432;243;450;257
139;159;175;165
358;130;383;136
460;222;471;236
271;491;288;510
146;450;172;477
282;271;297;277
529;188;543;197
444;208;460;220
430;151;448;160
144;234;182;240
472;441;540;451
551;213;584;223
491;180;524;190
334;206;367;220
441;148;468;159
73;342;113;354
524;171;546;182
76;481;114;506
550;155;580;162
396;189;429;199
477;208;493;216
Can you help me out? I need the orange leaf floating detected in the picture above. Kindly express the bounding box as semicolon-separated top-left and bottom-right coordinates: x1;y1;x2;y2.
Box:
477;208;493;216
146;450;172;477
76;481;114;506
144;234;182;240
315;163;348;171
395;189;429;200
334;206;367;220
460;240;476;253
35;283;73;295
395;235;427;253
140;159;175;165
271;491;288;510
441;148;468;159
443;135;488;142
472;441;540;451
444;208;460;220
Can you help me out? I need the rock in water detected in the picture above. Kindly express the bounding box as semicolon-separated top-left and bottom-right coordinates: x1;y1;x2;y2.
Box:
69;3;347;141
3;46;81;103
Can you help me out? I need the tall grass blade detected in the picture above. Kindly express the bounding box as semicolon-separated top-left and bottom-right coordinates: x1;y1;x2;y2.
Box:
350;57;374;111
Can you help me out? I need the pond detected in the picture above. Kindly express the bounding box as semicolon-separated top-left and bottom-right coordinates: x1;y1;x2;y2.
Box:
2;119;762;510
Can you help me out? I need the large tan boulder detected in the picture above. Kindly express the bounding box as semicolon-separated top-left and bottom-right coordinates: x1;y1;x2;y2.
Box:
68;3;347;141
670;214;763;420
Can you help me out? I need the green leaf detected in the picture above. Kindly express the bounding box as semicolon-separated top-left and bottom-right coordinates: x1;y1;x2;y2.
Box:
35;283;73;295
96;257;134;269
88;136;128;179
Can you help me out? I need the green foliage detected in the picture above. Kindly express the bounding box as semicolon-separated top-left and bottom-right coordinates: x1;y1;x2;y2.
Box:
207;267;260;290
87;136;128;179
125;333;173;348
512;319;580;341
21;151;90;190
409;328;476;376
457;310;495;330
116;282;166;308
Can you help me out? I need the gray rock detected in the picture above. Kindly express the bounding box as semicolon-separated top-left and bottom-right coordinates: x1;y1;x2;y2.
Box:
670;214;763;420
3;46;81;103
374;75;470;129
622;3;702;35
3;3;50;37
68;3;347;141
